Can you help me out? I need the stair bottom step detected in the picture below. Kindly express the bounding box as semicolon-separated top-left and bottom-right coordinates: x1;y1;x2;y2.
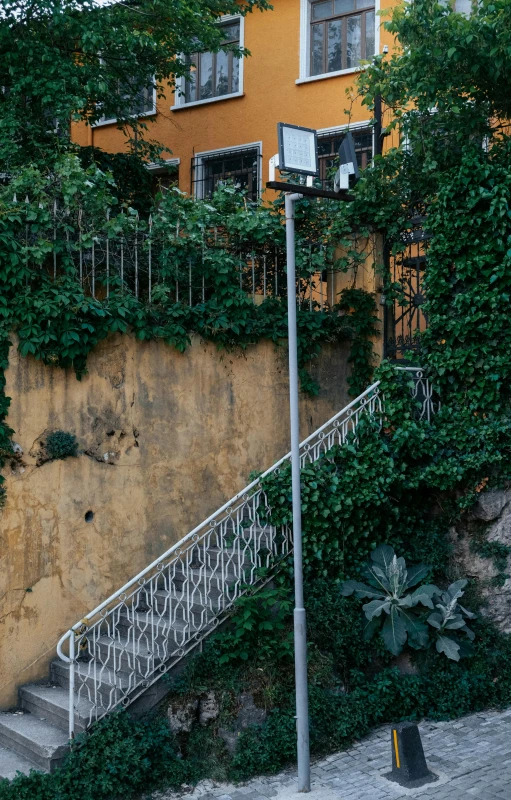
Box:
0;712;69;773
0;743;46;781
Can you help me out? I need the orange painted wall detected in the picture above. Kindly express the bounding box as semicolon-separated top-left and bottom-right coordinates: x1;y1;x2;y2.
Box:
72;0;399;195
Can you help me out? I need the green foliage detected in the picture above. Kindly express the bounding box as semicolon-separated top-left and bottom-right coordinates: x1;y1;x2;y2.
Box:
342;545;476;660
0;711;197;800
0;158;377;387
476;540;511;572
223;579;511;782
45;430;79;461
77;147;170;213
215;585;293;664
0;0;271;171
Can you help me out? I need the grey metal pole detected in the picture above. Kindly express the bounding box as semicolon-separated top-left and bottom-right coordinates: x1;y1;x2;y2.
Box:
285;191;311;793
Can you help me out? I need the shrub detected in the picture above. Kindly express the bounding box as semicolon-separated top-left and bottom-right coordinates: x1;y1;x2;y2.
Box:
0;712;196;800
45;430;79;460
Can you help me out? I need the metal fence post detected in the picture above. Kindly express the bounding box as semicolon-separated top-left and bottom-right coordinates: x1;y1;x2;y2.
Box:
68;632;75;741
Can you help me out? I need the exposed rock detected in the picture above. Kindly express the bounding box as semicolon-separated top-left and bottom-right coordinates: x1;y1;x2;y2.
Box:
487;504;511;547
395;652;419;676
199;691;220;726
455;513;511;633
218;693;267;754
167;698;198;733
472;489;511;522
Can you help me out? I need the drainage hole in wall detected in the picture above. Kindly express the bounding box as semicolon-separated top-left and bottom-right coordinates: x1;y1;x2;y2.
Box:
85;510;94;523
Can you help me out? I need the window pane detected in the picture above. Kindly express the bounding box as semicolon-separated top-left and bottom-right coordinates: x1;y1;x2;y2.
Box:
185;60;197;103
346;15;361;68
356;0;373;8
312;0;333;20
232;56;240;93
311;23;324;75
334;0;355;12
201;149;259;200
199;51;213;99
364;10;375;58
221;22;240;42
353;130;373;168
216;49;229;96
327;19;342;72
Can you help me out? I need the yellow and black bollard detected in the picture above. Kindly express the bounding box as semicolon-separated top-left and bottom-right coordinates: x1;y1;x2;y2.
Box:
386;722;437;788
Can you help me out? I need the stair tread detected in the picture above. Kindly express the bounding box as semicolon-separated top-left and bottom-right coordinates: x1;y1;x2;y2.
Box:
0;712;69;757
52;658;132;688
119;608;207;632
20;683;93;718
0;743;43;780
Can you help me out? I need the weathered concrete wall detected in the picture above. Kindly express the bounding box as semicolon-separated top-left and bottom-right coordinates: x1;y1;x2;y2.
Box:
0;334;351;707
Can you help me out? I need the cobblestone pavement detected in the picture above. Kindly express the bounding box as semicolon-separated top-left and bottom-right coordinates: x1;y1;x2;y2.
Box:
155;707;511;800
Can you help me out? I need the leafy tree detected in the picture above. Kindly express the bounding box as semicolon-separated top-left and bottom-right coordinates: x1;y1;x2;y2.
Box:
0;0;271;170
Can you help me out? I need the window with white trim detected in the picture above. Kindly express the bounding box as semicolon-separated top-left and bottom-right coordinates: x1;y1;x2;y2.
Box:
310;0;375;75
184;19;241;104
97;78;156;126
191;145;262;200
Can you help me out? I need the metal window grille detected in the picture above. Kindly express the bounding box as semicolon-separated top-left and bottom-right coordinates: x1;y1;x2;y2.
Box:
191;147;261;201
310;0;375;75
317;127;373;190
384;215;431;360
185;21;241;103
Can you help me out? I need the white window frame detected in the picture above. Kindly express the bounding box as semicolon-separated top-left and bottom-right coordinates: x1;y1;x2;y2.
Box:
93;85;157;128
192;141;262;200
297;0;380;84
172;14;244;111
145;157;181;173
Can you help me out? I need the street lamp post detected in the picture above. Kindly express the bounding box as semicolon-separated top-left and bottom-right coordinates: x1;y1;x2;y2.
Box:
270;123;357;793
285;189;310;794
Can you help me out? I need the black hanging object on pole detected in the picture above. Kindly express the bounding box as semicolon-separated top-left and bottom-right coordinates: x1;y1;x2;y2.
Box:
334;131;360;191
374;93;383;157
385;722;437;788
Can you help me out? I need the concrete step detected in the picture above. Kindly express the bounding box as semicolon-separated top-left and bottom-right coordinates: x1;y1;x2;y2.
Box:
94;635;159;678
116;609;214;648
0;743;42;780
51;659;133;712
20;684;92;734
0;712;68;772
152;588;222;617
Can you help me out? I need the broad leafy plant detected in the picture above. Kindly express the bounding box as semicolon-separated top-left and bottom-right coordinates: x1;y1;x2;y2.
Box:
342;545;476;660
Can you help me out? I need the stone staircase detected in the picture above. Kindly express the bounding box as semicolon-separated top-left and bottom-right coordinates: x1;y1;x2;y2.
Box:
0;371;434;781
0;525;276;779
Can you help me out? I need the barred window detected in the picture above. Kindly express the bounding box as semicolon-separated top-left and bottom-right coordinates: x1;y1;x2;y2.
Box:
317;127;373;188
185;21;241;104
310;0;375;76
192;147;261;201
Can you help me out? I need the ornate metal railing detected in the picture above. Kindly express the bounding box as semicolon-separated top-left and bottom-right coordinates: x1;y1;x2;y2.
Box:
56;368;436;738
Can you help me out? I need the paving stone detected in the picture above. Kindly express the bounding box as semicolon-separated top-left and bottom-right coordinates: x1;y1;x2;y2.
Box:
153;707;511;800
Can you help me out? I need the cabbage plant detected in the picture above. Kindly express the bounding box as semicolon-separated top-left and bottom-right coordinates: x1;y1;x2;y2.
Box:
341;544;475;660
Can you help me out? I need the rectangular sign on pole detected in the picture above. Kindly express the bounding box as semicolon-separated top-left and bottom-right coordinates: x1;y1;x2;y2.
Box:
277;123;319;177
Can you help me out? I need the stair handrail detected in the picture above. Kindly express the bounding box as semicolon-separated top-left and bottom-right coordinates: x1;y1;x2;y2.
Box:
57;379;381;663
55;367;436;740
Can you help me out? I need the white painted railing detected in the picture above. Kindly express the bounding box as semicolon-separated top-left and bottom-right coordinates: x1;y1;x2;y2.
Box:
57;367;436;739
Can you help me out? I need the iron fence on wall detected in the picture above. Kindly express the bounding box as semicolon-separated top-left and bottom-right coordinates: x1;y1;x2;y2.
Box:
11;197;337;308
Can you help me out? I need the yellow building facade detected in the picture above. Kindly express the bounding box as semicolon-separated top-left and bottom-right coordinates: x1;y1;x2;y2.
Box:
72;0;398;199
